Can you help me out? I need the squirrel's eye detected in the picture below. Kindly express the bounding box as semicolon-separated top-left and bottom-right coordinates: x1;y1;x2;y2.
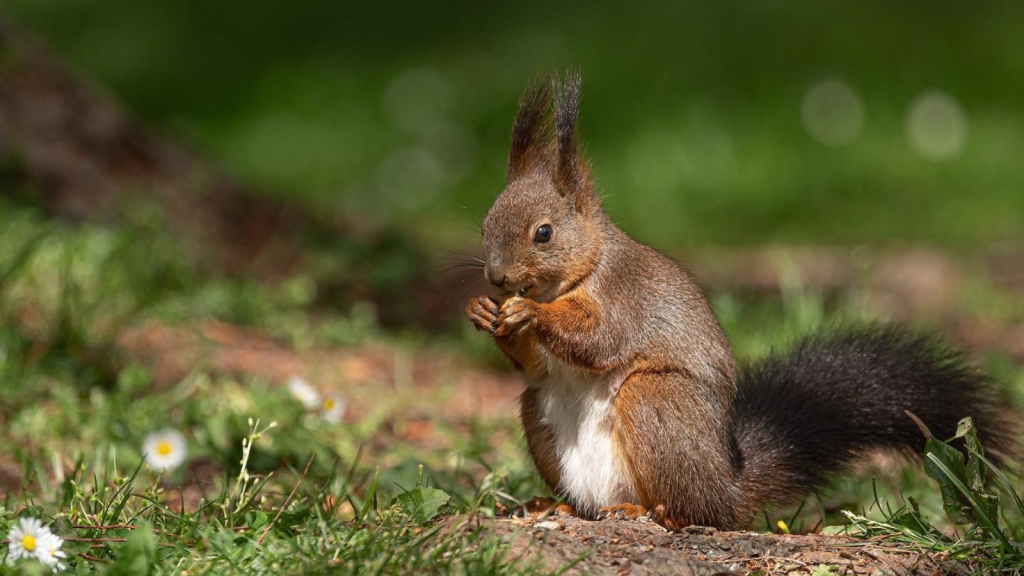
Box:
534;225;553;244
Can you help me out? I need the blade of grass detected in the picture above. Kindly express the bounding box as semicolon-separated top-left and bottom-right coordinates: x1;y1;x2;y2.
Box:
0;228;47;287
977;454;1024;519
101;459;145;526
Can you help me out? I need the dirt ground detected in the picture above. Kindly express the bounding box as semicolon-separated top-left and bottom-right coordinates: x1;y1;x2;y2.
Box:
448;514;963;576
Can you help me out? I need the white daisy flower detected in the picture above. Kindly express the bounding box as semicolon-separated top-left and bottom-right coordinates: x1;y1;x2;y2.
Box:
6;517;54;563
36;532;67;572
287;376;321;409
321;395;346;424
142;428;188;471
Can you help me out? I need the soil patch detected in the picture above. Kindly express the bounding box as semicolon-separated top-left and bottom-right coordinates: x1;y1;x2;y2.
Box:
452;514;966;575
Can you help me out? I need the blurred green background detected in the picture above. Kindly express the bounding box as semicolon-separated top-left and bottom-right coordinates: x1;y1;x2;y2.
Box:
6;0;1023;250
2;5;1024;569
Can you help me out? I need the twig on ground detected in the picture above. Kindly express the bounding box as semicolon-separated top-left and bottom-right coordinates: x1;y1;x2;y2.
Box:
258;453;317;546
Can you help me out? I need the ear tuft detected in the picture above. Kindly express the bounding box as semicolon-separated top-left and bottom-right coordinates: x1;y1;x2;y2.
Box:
507;72;554;180
506;70;597;211
553;70;583;193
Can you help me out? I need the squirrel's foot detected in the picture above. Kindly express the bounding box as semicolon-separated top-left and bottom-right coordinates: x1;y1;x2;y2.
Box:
597;503;649;521
511;496;576;519
649;505;683;531
494;296;536;338
466;296;500;333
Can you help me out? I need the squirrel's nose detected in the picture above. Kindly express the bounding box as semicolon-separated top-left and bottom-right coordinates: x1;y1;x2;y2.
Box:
487;268;507;287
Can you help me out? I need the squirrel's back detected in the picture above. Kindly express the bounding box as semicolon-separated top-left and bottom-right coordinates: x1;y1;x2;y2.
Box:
593;223;735;390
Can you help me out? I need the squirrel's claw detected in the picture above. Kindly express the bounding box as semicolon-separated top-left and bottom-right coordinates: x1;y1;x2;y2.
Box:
597;503;649;521
466;296;500;332
494;296;536;337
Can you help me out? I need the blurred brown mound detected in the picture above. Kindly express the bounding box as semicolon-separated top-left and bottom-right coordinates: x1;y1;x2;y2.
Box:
0;11;455;327
0;10;308;277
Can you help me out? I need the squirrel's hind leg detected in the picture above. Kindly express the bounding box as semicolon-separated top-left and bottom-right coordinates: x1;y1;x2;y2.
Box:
613;370;746;530
520;386;562;490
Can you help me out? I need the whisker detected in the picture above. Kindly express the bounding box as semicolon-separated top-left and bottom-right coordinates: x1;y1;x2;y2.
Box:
435;262;485;273
442;272;489;305
430;265;485;285
454;204;484;232
434;244;483;256
435;256;485;265
457;224;484;236
539;283;559;302
434;246;486;264
436;267;485;281
438;266;483;278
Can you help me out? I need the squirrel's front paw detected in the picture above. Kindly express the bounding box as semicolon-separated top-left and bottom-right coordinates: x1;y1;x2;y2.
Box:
494;296;537;338
466;296;500;333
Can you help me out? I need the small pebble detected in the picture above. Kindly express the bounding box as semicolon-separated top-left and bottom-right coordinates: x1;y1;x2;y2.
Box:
535;521;560;531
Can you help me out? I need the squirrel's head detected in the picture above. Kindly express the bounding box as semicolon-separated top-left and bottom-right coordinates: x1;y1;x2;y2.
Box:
481;72;604;303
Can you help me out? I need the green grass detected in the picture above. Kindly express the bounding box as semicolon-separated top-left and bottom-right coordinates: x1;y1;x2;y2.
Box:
1;419;554;575
0;205;554;574
1;205;1023;573
826;420;1024;573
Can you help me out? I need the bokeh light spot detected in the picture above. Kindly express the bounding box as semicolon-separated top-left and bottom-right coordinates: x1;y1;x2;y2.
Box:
905;90;968;161
383;67;451;134
801;78;864;147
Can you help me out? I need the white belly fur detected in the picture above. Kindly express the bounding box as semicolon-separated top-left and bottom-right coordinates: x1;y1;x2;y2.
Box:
534;352;637;515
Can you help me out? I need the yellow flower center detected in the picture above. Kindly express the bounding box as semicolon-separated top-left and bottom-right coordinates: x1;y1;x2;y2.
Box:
22;534;36;551
157;441;173;456
324;399;335;410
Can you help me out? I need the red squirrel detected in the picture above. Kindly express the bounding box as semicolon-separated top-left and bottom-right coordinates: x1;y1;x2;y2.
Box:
465;72;1018;530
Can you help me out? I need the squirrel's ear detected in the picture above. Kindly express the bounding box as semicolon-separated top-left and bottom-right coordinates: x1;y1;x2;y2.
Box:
507;73;554;181
553;71;597;212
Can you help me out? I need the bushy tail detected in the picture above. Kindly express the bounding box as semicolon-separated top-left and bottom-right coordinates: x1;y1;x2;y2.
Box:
731;324;1020;510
